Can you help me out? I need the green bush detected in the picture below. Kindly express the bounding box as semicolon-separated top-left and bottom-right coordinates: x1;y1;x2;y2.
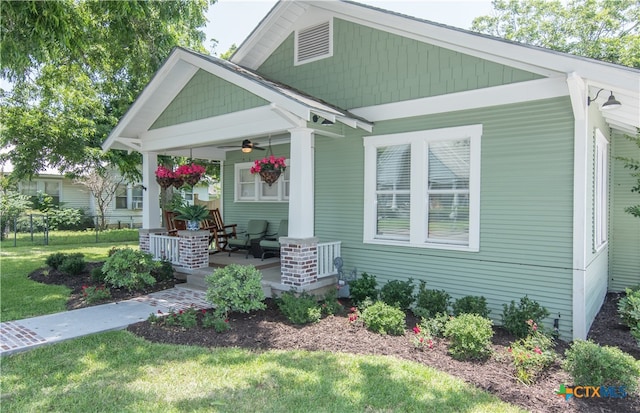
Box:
202;311;231;332
452;295;491;318
444;313;494;360
563;340;640;394
90;265;106;283
205;264;266;318
618;287;640;329
320;289;343;316
501;296;549;338
418;312;450;338
361;301;406;336
102;248;158;291
153;260;174;283
59;253;86;275
380;279;414;310
414;282;451;318
349;272;378;306
509;320;556;384
82;285;111;304
46;252;68;270
276;291;322;324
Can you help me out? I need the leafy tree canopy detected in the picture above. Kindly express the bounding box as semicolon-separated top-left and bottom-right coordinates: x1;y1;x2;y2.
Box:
471;0;640;68
0;0;214;181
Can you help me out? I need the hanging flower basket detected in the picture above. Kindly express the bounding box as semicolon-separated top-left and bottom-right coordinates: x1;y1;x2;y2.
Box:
259;170;282;186
175;164;206;187
155;166;176;189
250;155;286;187
171;177;185;189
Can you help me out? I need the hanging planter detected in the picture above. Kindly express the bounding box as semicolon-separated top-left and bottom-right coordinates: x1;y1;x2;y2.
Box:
250;140;286;187
175;164;206;187
155;166;176;189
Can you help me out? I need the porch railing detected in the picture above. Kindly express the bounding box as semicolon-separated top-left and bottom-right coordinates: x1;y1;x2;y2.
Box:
317;241;341;278
149;234;180;265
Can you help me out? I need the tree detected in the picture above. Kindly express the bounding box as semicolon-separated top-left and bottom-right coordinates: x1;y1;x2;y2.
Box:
0;0;213;181
0;189;32;240
616;132;640;218
75;170;125;230
471;0;640;68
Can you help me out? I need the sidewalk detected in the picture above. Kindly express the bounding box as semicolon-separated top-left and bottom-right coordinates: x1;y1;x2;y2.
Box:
0;286;210;356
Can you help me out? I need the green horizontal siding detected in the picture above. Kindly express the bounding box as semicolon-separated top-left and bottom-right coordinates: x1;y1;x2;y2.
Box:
258;18;542;109
314;97;575;338
151;70;268;129
610;131;640;290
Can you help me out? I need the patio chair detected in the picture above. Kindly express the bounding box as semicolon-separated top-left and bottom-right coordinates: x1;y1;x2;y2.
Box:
228;219;268;258
259;219;288;260
208;208;238;253
163;210;185;236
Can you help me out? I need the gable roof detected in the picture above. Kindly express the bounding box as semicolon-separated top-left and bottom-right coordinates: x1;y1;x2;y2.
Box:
103;47;372;153
232;0;639;134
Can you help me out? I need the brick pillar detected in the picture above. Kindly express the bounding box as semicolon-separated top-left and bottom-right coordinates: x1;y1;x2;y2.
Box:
139;228;167;254
178;230;209;270
280;237;318;287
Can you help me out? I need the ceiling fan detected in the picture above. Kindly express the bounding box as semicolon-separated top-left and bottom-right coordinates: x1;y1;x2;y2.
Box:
218;139;265;153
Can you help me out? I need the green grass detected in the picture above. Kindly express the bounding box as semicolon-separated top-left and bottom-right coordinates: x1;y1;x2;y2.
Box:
1;228;139;248
0;331;525;413
0;242;136;322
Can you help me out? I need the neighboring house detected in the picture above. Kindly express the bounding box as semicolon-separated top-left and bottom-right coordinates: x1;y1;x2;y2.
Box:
1;161;145;228
102;0;640;340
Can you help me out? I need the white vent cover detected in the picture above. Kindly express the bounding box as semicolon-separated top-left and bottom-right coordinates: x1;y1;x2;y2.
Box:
296;21;332;64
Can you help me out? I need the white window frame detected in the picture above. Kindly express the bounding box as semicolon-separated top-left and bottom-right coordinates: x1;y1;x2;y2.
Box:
234;160;290;202
594;129;609;250
363;124;482;252
20;179;62;204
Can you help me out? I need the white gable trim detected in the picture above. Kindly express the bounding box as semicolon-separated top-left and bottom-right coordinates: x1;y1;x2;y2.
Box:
351;77;568;122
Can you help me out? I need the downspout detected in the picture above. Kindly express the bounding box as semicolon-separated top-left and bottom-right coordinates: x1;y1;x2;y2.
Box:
566;72;589;339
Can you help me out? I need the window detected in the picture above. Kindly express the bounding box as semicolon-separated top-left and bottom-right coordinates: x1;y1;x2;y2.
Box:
115;185;128;209
364;125;481;251
594;129;609;249
20;180;60;204
295;20;333;65
132;186;143;210
235;161;290;202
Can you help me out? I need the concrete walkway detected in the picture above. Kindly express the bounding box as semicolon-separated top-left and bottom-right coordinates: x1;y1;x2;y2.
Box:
0;286;210;356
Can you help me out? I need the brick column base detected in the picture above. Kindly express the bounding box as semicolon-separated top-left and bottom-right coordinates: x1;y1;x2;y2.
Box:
178;230;210;270
138;228;166;254
280;237;318;287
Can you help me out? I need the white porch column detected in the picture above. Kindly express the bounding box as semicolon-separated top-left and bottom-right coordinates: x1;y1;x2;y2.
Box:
288;127;315;238
142;152;161;229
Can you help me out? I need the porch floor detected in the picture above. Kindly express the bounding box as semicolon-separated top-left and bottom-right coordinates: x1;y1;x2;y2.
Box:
177;251;337;298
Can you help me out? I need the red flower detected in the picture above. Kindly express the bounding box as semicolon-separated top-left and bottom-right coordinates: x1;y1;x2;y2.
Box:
179;310;184;315
534;347;542;355
412;326;421;334
201;309;207;314
428;340;434;349
350;307;357;313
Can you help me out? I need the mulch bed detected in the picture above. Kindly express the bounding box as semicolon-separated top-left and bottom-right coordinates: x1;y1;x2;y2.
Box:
30;265;639;413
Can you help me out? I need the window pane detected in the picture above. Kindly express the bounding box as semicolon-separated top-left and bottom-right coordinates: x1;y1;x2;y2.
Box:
376;145;410;240
427;193;469;243
239;169;253;182
44;181;60;196
261;181;278;197
429;140;469;190
22;182;38;196
377;145;410;191
115;185;127;209
240;183;255;198
377;193;410;239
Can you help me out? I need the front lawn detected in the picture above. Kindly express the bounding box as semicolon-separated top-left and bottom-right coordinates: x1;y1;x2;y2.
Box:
0;331;523;413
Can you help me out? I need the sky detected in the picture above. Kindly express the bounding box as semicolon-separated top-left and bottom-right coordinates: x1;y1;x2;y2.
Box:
205;0;494;56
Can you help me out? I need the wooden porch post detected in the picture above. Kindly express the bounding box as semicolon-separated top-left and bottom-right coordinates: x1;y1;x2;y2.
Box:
287;127;314;238
142;152;161;229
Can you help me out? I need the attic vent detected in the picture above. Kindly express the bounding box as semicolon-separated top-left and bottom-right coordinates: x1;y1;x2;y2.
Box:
295;21;332;65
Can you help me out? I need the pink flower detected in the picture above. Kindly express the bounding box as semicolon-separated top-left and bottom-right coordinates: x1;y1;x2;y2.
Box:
350;307;357;313
534;347;542;355
508;347;512;352
412;326;421;334
428;339;433;349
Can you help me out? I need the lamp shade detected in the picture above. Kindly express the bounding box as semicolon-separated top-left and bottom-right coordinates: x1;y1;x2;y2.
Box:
601;93;622;111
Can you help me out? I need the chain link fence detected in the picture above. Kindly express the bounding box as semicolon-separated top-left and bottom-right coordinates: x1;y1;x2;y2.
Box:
3;213;142;246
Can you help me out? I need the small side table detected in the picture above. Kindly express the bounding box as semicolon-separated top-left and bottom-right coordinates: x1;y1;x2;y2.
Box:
249;239;263;259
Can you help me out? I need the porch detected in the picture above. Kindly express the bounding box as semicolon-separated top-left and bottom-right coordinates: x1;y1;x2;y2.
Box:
144;230;341;298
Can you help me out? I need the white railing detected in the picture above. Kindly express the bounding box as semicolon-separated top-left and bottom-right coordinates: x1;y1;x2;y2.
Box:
149;234;180;265
317;241;341;278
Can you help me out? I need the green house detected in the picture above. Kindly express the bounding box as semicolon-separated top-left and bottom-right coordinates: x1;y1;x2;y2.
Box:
103;0;639;340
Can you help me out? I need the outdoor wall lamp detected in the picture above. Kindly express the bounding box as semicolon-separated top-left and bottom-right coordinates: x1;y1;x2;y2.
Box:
587;89;622;110
312;114;334;125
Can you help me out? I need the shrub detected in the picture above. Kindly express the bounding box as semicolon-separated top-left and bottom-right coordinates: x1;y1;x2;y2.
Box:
418;312;450;338
320;289;343;316
82;285;111;304
276;291;322;324
380;279;414;310
361;301;406;336
444;313;494;360
563;340;640;394
501;296;549;338
509;320;556;384
59;253;86;275
411;323;435;350
102;248;159;291
205;264;266;318
91;265;106;283
618;287;640;328
349;272;378;306
414;282;450;318
202;310;231;332
46;252;68;270
153;260;174;283
163;308;198;329
452;295;491;318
